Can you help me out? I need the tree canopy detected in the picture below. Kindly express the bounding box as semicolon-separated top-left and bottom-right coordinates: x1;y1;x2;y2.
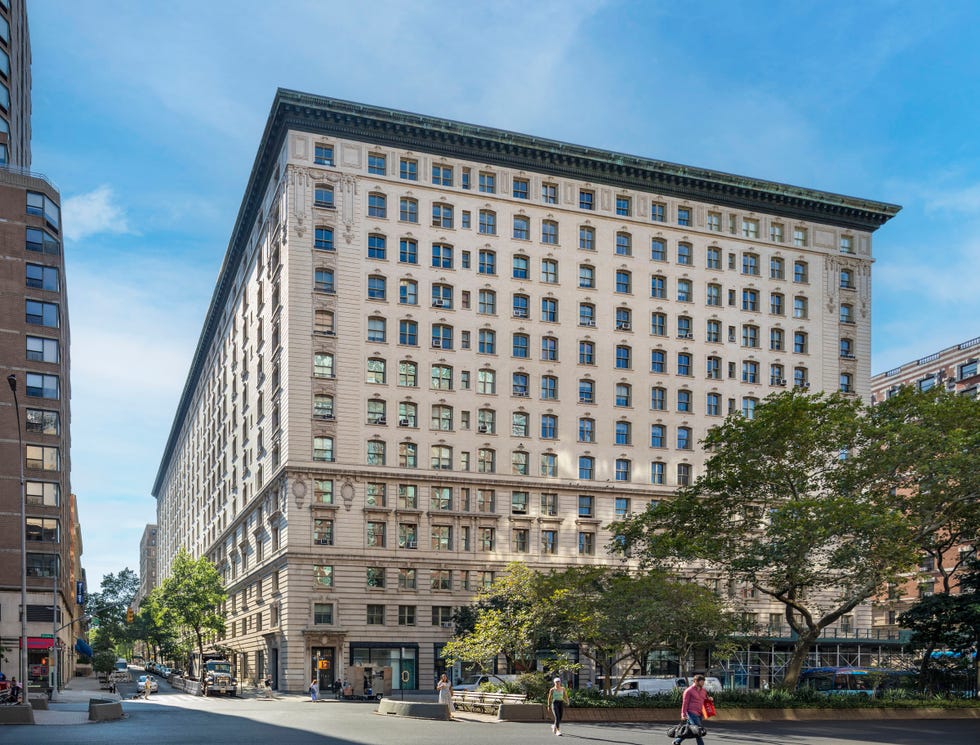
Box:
443;563;737;689
159;550;226;677
611;389;979;688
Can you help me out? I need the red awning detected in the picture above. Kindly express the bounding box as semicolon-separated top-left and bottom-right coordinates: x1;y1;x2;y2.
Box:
20;637;55;650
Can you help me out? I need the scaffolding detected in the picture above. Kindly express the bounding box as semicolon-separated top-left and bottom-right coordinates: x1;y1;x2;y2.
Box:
713;642;917;688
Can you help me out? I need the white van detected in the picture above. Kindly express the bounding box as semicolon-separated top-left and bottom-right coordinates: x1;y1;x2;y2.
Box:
681;676;722;693
615;677;687;696
615;676;722;696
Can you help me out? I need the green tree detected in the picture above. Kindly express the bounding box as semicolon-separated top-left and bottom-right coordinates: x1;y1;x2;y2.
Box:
546;568;739;691
612;392;917;688
442;563;558;674
86;568;140;656
866;387;980;680
136;587;178;664
900;557;980;691
866;387;980;593
160;550;226;680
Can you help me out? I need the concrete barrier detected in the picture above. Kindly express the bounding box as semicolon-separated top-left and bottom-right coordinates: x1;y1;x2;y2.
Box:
497;706;980;723
28;695;49;710
88;697;125;721
498;703;546;721
377;698;451;720
0;704;34;725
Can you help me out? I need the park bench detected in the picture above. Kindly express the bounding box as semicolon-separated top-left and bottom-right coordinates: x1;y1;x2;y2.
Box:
451;690;526;714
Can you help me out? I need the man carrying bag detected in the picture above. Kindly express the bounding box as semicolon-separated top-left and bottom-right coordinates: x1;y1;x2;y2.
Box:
670;674;713;745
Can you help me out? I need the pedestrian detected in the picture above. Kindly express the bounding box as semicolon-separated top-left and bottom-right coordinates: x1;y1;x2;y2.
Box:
436;673;454;718
144;675;153;699
546;677;569;736
672;674;713;745
309;677;319;702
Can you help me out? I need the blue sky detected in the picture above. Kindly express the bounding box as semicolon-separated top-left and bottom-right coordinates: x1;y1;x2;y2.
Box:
27;0;980;584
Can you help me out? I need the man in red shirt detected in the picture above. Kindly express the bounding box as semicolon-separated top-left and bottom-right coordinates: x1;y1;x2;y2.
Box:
672;674;713;745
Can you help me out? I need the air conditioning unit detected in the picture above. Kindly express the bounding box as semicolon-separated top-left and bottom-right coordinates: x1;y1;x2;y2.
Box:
679;332;693;339
324;413;336;420
777;379;787;386
579;396;593;404
513;309;528;318
617;322;632;331
431;339;443;348
398;418;411;427
432;299;447;308
514;390;529;397
440;621;453;628
372;417;387;425
406;540;417;549
478;424;489;433
581;319;596;327
841;353;856;359
802;382;811;389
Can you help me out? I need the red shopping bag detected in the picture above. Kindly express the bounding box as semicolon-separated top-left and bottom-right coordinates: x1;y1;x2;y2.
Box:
702;699;716;718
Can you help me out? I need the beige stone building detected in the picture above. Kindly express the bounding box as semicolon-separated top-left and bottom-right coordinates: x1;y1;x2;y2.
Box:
152;89;899;692
135;523;158;607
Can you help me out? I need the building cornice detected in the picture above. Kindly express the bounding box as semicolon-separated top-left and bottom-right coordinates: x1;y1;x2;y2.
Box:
152;88;901;496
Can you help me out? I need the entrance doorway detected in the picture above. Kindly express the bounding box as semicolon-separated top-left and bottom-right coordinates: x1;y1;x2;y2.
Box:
311;647;335;690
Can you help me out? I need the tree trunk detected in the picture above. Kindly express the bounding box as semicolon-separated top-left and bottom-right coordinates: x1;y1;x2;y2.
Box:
781;630;820;689
918;643;936;692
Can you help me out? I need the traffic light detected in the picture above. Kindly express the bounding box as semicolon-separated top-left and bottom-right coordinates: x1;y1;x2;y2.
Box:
126;607;134;623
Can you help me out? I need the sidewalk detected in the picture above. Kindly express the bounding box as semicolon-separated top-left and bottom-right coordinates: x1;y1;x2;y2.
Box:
30;674;122;726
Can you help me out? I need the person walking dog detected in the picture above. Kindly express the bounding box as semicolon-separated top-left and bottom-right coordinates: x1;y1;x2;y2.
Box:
672;674;713;745
546;677;570;736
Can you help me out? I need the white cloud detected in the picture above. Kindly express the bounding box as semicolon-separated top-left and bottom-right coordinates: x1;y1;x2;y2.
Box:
63;185;132;242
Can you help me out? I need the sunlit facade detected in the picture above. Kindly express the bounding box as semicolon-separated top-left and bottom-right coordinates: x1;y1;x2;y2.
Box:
153;90;899;691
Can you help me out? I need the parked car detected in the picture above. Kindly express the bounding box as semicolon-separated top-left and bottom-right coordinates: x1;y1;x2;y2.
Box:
137;675;159;693
452;673;513;691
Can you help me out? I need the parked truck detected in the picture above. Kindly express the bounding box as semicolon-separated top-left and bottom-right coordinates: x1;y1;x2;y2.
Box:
192;651;237;696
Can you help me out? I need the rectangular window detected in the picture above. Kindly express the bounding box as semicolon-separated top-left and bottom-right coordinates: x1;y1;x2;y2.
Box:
368;153;387;175
26;227;61;255
314;603;333;624
26;263;59;291
26;444;59;471
400;158;418;181
366;604;385;625
313;565;333;588
398;605;416;626
26;481;60;507
432;164;453;186
513;178;529;200
26;300;59;328
313;518;334;546
314;143;334;166
479;172;496;193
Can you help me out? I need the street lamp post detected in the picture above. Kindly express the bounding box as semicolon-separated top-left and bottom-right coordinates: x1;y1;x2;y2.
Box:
7;373;28;702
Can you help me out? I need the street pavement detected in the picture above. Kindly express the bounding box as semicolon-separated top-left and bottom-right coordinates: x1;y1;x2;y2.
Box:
7;675;979;745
